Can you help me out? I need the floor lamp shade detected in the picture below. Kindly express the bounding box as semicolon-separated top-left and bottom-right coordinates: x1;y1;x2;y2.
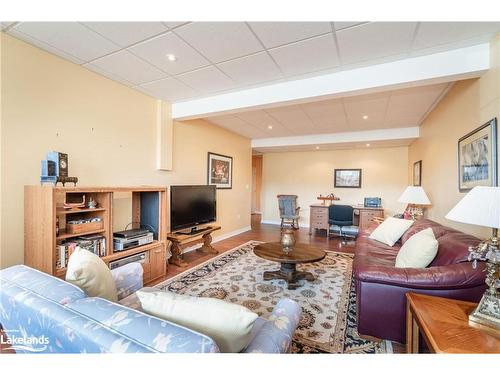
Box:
445;186;500;229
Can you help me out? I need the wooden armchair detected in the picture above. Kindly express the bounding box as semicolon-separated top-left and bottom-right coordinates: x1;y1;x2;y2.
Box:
277;195;300;229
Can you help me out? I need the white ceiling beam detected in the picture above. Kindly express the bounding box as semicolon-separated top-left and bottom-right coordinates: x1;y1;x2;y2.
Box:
172;43;490;120
251;127;420;149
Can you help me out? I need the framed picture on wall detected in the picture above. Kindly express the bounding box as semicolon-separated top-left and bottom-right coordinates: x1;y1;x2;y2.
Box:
413;160;422;186
334;169;362;188
458;118;497;192
207;152;233;189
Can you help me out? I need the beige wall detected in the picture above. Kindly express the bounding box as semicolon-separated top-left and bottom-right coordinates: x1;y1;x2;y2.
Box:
261;147;409;226
408;35;500;239
0;33;251;268
251;155;263;213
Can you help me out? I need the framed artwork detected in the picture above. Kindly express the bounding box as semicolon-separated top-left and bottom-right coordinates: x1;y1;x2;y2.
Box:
413;160;422;186
334;169;362;188
207;152;233;189
458;118;497;192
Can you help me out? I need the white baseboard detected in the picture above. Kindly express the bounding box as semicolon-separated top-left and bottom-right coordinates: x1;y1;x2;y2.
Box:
260;219;310;229
180;226;252;254
251;211;262;214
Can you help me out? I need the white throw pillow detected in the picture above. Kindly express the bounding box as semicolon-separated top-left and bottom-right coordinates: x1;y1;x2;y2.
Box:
369;217;414;246
395;228;439;268
136;287;258;353
66;248;118;302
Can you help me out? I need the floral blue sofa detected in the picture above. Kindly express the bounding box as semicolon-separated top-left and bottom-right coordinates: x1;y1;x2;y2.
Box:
0;263;301;353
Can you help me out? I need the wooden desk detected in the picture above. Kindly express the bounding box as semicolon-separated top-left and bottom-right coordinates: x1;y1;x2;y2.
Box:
352;205;384;230
167;225;221;268
309;204;384;235
406;292;500;353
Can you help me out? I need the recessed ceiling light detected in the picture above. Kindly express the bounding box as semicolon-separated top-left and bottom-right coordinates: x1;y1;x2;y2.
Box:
166;53;177;62
363;115;368;120
267;125;273;130
366;143;371;147
315;146;320;150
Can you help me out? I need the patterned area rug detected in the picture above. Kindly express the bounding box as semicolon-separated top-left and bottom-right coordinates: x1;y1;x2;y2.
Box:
155;241;389;354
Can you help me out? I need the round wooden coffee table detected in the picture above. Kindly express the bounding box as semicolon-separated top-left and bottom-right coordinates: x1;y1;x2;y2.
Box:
253;242;326;290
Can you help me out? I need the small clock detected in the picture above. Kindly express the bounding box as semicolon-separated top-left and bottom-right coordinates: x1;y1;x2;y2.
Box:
47;151;68;177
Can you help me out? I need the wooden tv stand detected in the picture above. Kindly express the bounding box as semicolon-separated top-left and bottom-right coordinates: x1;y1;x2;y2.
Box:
167;225;221;268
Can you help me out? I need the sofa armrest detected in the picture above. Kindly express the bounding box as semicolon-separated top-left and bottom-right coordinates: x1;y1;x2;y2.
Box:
111;262;144;300
355;262;485;290
242;298;301;353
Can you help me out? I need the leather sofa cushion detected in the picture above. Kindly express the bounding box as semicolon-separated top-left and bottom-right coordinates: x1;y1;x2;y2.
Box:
400;219;480;266
401;219;457;243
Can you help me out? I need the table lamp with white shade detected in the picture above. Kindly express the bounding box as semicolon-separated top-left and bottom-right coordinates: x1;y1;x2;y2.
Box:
446;186;500;333
398;186;431;220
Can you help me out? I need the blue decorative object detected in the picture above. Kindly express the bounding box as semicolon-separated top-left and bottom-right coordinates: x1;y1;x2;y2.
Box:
40;151;77;186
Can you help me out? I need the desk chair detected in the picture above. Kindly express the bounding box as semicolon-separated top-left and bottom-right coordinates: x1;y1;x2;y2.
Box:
277;195;300;229
328;205;359;242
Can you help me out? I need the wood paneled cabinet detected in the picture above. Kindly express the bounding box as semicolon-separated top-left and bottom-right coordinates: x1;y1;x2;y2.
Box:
309;205;330;235
354;206;384;230
149;245;167;281
24;185;168;285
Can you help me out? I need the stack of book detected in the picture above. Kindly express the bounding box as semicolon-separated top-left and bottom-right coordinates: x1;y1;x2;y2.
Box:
56;235;106;269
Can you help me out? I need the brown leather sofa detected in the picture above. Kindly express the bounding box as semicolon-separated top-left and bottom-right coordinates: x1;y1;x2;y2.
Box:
353;219;486;343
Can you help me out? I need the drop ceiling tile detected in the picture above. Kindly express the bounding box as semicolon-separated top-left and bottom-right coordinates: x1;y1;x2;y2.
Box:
386;84;448;120
336;22;417;64
235;110;290;136
217;52;282;85
207;115;266;138
176;66;236;93
413;22;500;50
334;22;367;31
7;28;85;64
138;77;198;102
128;32;209;75
163;22;189;29
174;22;263;63
248;22;332;49
13;22;120;62
87;50;167;85
343;95;389;130
266;106;316;134
300;99;350;131
83;63;135;87
1;22;16;30
82;22;168;47
268;34;340;76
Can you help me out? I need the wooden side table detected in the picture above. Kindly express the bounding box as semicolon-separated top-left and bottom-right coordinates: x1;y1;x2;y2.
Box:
167;225;221;268
406;292;500;353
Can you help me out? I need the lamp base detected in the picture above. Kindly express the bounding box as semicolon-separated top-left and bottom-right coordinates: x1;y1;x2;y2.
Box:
469;292;500;337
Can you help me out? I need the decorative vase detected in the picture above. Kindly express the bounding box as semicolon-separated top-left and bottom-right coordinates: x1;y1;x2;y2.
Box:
281;229;296;254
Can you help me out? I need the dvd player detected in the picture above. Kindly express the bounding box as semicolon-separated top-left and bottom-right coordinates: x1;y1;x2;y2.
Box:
114;228;150;239
113;231;153;251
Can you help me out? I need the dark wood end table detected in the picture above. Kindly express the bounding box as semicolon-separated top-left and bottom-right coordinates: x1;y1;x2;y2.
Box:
253;242;326;290
167;226;221;268
406;292;500;353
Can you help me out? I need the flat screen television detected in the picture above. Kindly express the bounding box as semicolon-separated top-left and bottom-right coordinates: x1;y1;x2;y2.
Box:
170;185;216;233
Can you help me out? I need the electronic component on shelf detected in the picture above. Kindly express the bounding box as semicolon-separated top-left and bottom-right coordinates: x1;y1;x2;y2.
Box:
109;252;146;270
113;230;153;251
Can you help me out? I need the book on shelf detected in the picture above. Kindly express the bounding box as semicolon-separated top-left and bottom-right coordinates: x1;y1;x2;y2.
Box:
56;235;106;269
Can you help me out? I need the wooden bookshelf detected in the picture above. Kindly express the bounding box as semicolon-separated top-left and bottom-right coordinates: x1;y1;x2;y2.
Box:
25;185;168;284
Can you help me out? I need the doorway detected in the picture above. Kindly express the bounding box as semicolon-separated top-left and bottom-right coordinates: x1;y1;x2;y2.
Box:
251;154;263;215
